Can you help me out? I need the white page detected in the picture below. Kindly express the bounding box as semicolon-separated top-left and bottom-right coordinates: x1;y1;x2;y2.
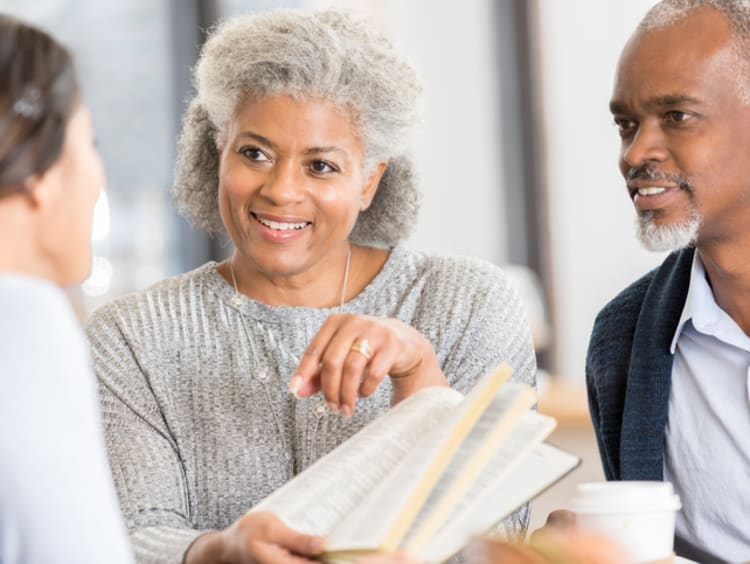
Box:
326;381;531;552
402;410;556;552
252;386;462;535
422;442;580;563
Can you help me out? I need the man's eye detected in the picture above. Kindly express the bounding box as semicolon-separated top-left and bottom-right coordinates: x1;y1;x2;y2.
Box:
309;160;337;174
664;110;691;123
613;118;636;135
240;147;269;162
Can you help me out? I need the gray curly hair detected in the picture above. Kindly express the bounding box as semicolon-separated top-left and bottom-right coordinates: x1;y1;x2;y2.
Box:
639;0;750;103
172;9;423;247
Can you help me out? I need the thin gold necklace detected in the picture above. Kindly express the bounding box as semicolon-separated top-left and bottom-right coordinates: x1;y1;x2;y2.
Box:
227;245;352;463
229;244;352;314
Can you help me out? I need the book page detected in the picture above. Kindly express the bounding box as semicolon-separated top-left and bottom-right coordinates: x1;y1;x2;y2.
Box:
422;442;581;563
403;410;555;554
252;385;462;535
326;366;530;553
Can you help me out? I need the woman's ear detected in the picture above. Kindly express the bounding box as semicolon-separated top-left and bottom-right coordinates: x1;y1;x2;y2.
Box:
17;173;45;209
360;161;388;211
23;160;67;214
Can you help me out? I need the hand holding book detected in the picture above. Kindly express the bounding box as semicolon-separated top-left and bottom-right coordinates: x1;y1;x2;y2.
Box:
255;363;580;563
183;512;327;564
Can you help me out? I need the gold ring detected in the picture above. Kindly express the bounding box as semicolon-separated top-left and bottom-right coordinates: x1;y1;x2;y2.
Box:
350;339;373;360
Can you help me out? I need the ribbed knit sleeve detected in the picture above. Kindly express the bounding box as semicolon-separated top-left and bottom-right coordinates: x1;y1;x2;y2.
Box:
88;302;203;562
86;246;536;562
422;254;535;392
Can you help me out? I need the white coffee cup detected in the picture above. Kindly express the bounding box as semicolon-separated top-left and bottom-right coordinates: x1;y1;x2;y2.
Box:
569;481;682;563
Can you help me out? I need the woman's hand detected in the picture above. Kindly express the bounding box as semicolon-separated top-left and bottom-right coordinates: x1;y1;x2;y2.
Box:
184;511;326;564
288;314;448;415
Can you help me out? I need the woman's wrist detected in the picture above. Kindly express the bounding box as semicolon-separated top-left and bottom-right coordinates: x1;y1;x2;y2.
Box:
183;529;226;564
390;349;448;404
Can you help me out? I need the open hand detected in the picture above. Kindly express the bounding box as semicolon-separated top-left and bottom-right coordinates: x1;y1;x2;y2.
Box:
288;314;448;415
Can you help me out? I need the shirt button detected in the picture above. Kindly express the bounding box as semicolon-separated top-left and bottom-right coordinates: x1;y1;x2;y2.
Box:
315;403;326;415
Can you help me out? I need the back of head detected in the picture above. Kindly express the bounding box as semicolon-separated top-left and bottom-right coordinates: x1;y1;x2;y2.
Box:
0;14;78;197
173;9;423;247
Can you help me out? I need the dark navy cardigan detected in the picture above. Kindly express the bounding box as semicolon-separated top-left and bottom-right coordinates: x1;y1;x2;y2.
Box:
586;247;731;563
586;247;694;480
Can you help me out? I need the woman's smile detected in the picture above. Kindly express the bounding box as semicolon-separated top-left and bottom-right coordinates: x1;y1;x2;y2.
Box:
250;211;312;242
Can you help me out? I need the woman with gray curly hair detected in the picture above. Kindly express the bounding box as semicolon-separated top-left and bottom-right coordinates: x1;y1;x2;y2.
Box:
86;9;535;564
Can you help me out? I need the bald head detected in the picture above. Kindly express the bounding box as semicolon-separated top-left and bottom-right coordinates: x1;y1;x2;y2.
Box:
639;0;750;102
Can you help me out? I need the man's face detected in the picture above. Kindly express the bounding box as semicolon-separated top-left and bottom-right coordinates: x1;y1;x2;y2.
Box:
610;6;750;252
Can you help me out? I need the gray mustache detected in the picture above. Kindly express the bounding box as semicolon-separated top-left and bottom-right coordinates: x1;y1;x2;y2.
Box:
626;166;692;193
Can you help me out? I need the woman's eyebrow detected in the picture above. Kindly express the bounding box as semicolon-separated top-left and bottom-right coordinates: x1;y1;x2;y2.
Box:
303;145;346;156
237;131;277;150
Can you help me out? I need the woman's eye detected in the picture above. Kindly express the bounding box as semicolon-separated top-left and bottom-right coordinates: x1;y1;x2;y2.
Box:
240;147;269;162
309;160;337;174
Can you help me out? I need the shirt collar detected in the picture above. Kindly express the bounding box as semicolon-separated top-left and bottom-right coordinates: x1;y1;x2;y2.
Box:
670;250;712;353
669;250;750;353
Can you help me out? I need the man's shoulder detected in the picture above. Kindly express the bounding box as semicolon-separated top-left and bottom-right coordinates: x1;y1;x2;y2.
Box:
588;248;693;371
594;269;658;333
593;248;694;336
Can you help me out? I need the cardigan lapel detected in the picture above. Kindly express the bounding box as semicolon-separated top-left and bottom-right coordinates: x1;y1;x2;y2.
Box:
619;248;694;480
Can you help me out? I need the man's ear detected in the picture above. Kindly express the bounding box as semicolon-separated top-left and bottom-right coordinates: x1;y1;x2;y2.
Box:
360;161;388;211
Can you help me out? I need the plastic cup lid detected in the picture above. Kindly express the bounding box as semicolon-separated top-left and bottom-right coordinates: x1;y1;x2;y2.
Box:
570;481;682;514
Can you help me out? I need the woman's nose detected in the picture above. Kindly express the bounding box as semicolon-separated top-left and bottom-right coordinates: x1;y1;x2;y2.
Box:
260;160;305;204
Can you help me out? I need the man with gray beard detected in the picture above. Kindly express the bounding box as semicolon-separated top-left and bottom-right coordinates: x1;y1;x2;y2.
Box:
586;1;750;562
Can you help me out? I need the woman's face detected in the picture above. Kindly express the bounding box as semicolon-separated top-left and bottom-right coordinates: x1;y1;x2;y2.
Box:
38;104;104;285
218;95;384;279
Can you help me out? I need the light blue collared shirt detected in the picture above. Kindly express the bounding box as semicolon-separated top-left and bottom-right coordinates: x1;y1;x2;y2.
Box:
665;253;750;563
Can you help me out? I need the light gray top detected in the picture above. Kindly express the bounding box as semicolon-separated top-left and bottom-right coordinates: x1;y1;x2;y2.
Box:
666;253;750;562
86;246;536;563
0;275;133;564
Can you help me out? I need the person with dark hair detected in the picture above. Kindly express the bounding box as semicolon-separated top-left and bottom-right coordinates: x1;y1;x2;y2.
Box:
0;14;133;564
85;9;536;564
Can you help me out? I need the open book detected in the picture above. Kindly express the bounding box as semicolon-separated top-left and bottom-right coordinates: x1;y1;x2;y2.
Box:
252;364;579;563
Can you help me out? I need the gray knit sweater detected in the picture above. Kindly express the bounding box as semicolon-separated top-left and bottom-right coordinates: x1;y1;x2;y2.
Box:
86;246;536;563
